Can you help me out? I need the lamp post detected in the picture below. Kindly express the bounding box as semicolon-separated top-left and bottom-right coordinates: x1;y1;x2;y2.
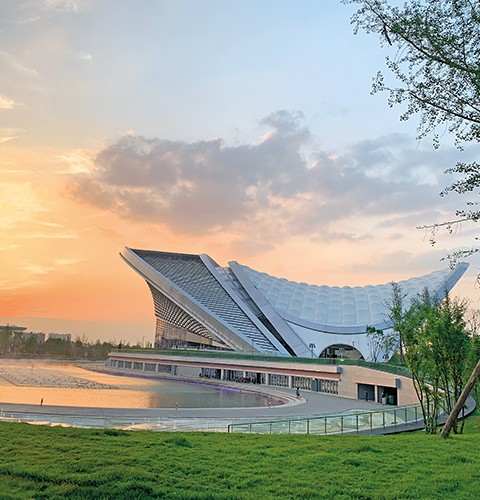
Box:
309;343;316;358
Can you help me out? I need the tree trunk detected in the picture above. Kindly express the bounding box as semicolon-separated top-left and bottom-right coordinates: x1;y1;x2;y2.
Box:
440;359;480;439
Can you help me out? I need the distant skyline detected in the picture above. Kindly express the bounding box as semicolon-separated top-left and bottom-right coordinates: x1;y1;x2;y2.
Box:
1;0;479;344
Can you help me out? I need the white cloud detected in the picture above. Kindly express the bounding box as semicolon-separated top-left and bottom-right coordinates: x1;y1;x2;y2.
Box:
43;0;81;14
54;257;84;266
0;136;19;144
0;128;22;144
76;52;93;62
56;150;94;174
17;231;79;240
0;93;20;110
0;51;39;77
19;261;53;275
0;278;42;290
13;0;86;24
0;182;48;229
40;221;63;228
0;243;21;252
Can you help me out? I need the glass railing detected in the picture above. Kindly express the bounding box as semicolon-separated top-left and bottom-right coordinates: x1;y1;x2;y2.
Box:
227;404;424;435
0;408;234;432
0;404;424;434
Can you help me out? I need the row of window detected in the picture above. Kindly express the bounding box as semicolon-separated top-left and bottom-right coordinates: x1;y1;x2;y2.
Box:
109;359;173;374
108;359;338;393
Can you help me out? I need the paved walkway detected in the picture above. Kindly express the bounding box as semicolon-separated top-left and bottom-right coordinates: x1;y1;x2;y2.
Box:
1;372;475;434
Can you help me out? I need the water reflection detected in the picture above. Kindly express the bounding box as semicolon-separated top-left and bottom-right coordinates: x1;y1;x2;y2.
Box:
0;360;272;409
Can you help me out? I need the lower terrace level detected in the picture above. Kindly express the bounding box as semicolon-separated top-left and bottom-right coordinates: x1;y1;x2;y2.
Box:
107;351;419;406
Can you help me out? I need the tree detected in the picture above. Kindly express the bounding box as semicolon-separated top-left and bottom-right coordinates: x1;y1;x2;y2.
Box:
345;0;480;256
347;0;480;434
0;325;13;355
22;336;42;356
441;359;480;438
385;286;472;433
465;308;480;336
386;282;409;364
366;325;383;361
366;325;396;361
386;285;437;431
41;338;72;358
402;288;442;433
425;292;471;433
469;333;480;402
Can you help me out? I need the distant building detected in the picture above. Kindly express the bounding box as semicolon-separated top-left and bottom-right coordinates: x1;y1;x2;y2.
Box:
0;325;27;334
120;247;469;362
21;332;46;343
48;333;72;342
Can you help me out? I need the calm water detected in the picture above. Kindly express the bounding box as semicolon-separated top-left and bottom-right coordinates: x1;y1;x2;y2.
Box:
0;360;272;409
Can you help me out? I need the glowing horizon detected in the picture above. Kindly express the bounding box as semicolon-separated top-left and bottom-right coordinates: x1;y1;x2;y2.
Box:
1;1;479;344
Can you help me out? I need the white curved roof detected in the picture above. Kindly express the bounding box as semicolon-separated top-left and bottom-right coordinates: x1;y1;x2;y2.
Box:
233;262;469;330
121;246;470;358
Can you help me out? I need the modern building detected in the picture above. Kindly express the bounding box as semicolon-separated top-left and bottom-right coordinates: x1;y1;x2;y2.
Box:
120;248;469;361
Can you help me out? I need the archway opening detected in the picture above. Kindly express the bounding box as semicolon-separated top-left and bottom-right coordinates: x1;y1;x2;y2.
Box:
319;344;364;361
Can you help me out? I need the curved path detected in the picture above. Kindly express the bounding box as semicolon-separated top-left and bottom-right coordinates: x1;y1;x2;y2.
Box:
1;369;475;433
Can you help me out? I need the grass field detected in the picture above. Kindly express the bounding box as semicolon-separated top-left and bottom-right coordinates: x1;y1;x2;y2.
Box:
0;412;479;499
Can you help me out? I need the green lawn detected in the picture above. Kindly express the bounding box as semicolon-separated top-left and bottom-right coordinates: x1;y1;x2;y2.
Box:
0;412;479;499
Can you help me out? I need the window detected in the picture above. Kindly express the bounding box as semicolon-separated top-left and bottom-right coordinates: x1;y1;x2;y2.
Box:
292;376;312;391
268;374;289;387
316;379;338;394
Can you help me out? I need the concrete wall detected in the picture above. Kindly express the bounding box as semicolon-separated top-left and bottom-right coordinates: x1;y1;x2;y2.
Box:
338;365;417;405
108;352;419;405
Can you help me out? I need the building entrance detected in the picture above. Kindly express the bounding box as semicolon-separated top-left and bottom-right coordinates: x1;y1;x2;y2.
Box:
357;383;375;402
377;385;398;405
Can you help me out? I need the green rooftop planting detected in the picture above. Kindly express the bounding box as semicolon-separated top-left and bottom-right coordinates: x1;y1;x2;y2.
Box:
111;347;412;377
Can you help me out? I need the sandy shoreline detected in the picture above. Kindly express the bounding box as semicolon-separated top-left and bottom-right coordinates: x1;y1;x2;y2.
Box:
0;359;281;409
0;360;115;389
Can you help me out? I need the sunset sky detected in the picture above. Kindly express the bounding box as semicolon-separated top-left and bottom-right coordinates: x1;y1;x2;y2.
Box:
1;0;479;344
